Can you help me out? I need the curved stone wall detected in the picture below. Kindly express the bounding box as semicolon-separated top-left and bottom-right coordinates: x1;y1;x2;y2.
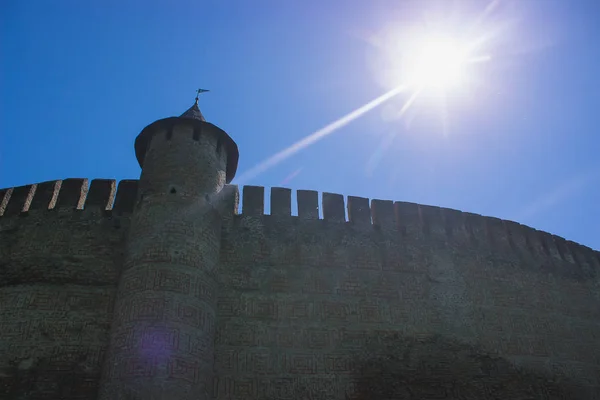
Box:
216;185;600;399
0;180;598;399
99;121;229;399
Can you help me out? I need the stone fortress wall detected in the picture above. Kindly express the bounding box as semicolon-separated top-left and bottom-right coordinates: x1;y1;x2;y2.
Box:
0;179;136;399
0;177;599;399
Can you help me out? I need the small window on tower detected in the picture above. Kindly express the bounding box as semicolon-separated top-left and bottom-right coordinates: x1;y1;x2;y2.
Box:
216;137;223;154
193;127;201;141
166;128;173;140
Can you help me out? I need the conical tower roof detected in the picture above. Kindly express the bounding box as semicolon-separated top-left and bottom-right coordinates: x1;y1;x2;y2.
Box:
180;98;206;121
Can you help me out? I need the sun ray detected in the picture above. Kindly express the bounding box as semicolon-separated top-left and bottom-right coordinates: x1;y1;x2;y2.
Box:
235;85;407;185
279;168;303;186
440;92;449;138
467;55;492;63
399;88;422;115
366;88;422;175
239;1;506;185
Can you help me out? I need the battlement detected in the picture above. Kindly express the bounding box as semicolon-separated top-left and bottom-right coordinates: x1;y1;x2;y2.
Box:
1;179;598;281
0;178;139;217
230;185;600;281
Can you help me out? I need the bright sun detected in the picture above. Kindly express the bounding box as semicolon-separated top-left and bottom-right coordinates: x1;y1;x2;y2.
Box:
373;24;488;96
404;35;470;90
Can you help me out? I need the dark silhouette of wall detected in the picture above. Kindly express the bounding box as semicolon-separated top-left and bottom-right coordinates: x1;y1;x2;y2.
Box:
0;180;599;399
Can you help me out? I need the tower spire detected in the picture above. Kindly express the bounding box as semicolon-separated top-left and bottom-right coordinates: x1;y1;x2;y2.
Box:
181;88;209;121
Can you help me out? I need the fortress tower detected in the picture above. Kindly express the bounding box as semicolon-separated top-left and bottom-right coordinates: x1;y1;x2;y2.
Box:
0;94;599;399
98;95;238;399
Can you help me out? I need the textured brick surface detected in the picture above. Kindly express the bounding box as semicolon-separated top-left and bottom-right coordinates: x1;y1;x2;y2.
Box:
0;202;128;399
97;121;228;400
2;178;599;399
216;212;600;399
1;122;599;399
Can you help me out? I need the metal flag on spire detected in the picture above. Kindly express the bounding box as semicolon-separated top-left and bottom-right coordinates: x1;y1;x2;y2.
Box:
195;88;210;103
181;88;209;121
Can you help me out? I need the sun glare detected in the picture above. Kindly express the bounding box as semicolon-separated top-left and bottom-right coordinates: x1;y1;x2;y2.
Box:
405;36;469;89
237;1;507;182
375;23;491;97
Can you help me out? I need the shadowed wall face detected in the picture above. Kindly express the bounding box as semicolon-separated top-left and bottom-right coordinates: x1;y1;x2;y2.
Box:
98;121;229;400
214;186;600;400
0;179;131;399
1;181;599;399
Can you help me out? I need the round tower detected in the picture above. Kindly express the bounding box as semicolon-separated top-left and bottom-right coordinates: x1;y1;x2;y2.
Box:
98;93;238;400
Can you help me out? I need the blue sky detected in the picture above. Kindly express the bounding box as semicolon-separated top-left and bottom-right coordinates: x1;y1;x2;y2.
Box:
1;0;599;250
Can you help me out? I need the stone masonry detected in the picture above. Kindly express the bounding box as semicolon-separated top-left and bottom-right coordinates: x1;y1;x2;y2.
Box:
0;100;599;399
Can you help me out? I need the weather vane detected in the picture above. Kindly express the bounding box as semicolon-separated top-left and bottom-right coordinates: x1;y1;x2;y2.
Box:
195;88;209;104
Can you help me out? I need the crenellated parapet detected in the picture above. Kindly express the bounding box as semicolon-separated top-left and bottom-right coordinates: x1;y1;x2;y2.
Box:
0;178;139;218
1;180;598;282
216;185;600;397
224;185;600;282
0;179;139;399
0;178;141;289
